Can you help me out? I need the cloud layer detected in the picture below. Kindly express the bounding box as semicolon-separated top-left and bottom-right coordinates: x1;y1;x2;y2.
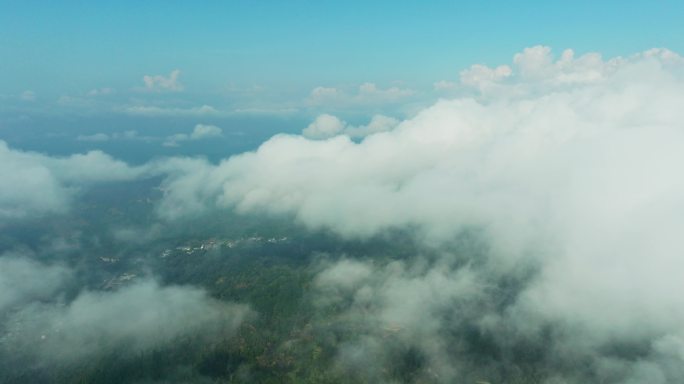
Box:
153;46;684;382
5;46;684;382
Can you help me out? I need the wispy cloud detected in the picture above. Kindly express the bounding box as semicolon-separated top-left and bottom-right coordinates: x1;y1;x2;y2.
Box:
303;114;399;140
0;141;149;221
19;90;36;101
87;87;115;96
76;130;144;143
124;104;218;117
307;82;415;110
141;69;183;92
0;253;251;366
163;124;223;147
76;133;110;142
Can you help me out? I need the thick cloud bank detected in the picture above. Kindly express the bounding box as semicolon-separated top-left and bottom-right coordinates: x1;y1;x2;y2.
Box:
158;47;684;244
156;47;684;382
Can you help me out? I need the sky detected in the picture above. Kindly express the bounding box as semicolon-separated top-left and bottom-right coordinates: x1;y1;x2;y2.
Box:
2;1;684;160
2;1;683;96
2;1;683;163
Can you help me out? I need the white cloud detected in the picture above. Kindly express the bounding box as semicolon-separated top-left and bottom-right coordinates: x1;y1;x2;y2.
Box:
312;259;484;381
456;45;679;97
0;141;148;221
2;272;251;365
0;255;70;313
459;63;512;88
152;47;684;381
435;46;684;101
433;80;458;91
512;45;555;78
142;69;183;92
4;45;684;381
358;82;414;99
163;124;223;146
190;123;222;139
75;130;145;143
314;259;373;293
158;47;684;244
302;114;399;140
162;133;189;147
344;114;399;138
125;104;218;117
302;114;346;139
310;86;340;99
307;82;415;109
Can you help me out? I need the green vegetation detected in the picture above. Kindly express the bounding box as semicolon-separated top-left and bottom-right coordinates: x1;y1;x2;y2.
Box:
0;179;553;384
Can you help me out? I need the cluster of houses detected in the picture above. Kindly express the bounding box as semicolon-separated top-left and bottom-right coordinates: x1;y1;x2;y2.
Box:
101;272;137;290
95;235;291;292
161;236;290;257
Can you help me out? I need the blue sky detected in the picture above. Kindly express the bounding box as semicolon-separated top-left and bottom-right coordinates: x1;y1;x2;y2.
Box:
1;1;684;161
2;1;683;95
